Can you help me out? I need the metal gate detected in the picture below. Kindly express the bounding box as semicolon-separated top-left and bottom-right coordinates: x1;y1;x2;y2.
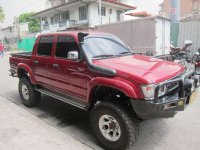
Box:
178;20;200;57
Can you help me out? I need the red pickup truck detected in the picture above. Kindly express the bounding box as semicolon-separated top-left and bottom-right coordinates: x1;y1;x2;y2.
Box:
10;32;199;150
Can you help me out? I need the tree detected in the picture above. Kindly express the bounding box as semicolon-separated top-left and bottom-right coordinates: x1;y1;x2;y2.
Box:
28;18;40;33
18;12;40;33
0;6;5;23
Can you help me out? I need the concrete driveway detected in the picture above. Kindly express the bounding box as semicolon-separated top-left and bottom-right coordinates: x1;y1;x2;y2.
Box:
0;54;200;150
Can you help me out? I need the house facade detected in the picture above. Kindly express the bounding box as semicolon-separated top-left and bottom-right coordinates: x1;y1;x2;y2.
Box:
33;0;135;32
0;26;17;47
0;23;30;50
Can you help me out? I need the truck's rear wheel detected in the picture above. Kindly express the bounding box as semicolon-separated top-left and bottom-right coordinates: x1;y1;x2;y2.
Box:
19;77;41;107
90;101;139;150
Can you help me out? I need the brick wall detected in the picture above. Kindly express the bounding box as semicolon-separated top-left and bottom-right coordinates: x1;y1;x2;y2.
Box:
161;0;200;18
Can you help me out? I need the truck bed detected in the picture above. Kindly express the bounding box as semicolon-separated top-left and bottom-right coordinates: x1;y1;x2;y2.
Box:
9;52;33;76
10;52;32;59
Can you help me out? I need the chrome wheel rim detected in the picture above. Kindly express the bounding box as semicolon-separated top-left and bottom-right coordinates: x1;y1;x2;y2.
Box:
22;85;29;100
99;115;121;141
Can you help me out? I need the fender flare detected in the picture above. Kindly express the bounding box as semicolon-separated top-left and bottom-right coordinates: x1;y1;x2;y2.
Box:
88;77;142;102
17;63;36;84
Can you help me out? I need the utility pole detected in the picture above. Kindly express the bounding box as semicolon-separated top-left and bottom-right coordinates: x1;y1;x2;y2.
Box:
108;1;110;23
14;16;20;42
99;0;102;24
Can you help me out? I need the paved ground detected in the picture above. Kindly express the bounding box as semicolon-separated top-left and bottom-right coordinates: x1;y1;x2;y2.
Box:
0;96;90;150
0;53;200;150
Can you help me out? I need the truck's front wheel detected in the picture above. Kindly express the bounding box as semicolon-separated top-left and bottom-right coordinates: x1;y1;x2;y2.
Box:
90;102;139;150
19;77;41;107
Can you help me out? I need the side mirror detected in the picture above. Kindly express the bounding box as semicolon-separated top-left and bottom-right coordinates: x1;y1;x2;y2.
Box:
67;51;79;60
184;40;192;47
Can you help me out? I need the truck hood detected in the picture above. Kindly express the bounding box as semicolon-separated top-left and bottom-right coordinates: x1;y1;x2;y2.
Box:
92;55;185;84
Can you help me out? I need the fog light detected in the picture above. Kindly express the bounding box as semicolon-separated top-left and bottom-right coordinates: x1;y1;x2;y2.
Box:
178;100;184;106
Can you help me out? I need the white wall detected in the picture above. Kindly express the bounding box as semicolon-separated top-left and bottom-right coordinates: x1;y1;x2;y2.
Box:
0;26;17;48
0;27;16;40
42;3;88;25
155;18;170;55
88;3;125;27
40;2;126;30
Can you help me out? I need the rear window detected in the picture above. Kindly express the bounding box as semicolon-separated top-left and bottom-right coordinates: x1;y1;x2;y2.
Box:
37;36;53;56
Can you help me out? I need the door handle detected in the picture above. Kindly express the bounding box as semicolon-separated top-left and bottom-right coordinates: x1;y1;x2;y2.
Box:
53;64;59;68
34;60;38;65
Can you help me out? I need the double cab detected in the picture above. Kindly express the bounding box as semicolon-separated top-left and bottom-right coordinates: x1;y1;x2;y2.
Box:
9;32;200;150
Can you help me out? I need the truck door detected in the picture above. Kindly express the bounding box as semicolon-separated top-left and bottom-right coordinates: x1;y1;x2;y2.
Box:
51;35;88;101
31;36;54;86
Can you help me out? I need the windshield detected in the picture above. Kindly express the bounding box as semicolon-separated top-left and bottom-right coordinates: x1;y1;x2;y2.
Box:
82;35;132;59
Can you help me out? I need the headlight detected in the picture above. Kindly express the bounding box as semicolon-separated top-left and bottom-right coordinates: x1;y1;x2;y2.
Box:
141;84;156;100
141;84;167;100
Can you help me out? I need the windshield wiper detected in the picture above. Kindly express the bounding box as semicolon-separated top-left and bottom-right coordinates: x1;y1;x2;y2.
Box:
92;52;133;59
92;54;117;59
119;51;133;55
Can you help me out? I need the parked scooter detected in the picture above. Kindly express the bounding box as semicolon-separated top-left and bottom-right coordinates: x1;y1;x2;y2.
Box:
192;48;200;73
170;40;192;68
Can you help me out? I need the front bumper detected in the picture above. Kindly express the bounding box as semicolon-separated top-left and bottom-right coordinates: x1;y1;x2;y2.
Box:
131;70;200;119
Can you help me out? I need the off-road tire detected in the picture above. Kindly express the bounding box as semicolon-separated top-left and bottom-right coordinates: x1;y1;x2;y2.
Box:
90;101;139;150
19;77;41;107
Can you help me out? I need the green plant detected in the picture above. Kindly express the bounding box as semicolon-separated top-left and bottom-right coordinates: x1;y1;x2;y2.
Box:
18;12;40;33
0;6;5;22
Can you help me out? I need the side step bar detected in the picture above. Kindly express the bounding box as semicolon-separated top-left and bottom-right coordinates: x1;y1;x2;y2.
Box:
35;87;90;111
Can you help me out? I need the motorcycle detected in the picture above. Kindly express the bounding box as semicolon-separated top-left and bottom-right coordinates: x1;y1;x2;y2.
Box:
170;40;192;69
192;48;200;73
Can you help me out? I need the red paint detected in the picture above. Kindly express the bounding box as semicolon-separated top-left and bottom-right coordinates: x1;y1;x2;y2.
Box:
10;32;185;104
19;64;37;84
93;55;185;84
196;62;200;67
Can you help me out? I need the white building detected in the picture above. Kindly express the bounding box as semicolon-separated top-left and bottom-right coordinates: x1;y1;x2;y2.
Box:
0;23;29;49
33;0;135;31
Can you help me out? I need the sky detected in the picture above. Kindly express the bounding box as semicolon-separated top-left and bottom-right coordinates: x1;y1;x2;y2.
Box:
132;0;163;14
0;0;46;28
0;0;163;28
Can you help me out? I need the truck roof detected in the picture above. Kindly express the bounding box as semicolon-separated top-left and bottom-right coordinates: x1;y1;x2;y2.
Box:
38;31;110;37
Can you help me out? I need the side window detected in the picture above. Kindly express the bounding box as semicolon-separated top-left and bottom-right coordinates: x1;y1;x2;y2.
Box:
79;6;87;20
37;36;53;56
116;10;122;21
56;36;79;59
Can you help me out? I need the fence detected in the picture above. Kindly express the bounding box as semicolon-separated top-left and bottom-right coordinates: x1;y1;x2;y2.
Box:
178;20;200;57
17;37;36;52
